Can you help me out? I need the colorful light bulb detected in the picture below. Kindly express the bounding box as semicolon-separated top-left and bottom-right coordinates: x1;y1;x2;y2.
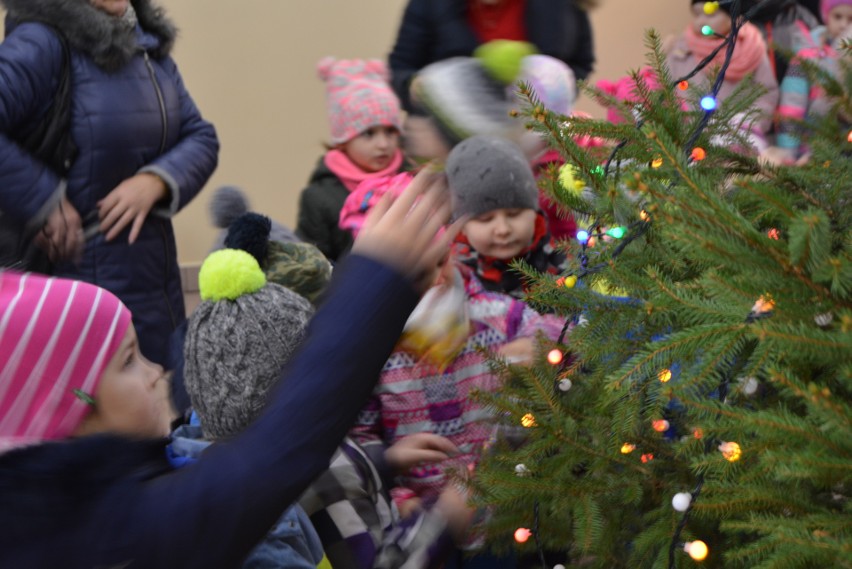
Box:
672;492;692;512
547;349;564;365
704;1;719;14
576;230;590;244
678;81;689;91
718;441;742;462
701;25;714;36
685;540;709;561
653;419;670;432
606;226;626;239
558;378;573;392
621;443;636;454
691;147;707;161
658;368;673;383
521;413;537;428
563;275;578;288
514;528;532;543
641;453;654;463
700;96;717;110
651;157;664;168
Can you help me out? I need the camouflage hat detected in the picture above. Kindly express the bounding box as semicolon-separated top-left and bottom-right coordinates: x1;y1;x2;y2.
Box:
265;240;332;305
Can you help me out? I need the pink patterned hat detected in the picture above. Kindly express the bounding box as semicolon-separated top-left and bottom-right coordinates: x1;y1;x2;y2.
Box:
0;271;132;453
318;57;403;145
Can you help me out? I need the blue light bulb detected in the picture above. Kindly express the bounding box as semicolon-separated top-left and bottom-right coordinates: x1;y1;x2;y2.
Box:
577;230;590;244
700;96;717;111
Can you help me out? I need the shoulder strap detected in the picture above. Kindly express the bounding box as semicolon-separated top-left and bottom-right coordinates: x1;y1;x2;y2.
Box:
18;28;78;177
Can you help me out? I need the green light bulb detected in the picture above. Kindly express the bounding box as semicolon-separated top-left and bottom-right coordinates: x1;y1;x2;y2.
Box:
607;227;626;239
702;25;714;36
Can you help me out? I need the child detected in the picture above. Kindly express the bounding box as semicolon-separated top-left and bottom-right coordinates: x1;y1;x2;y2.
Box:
666;0;779;143
448;135;569;300
772;0;852;160
296;57;404;262
0;170;457;568
181;246;472;569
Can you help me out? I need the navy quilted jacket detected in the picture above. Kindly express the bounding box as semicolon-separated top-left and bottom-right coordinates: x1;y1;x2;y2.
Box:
0;0;219;366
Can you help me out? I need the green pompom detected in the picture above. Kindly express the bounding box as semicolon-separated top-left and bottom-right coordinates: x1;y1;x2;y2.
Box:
474;40;537;85
198;249;266;301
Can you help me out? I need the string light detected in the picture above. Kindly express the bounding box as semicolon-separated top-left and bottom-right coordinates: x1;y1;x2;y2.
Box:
738;376;759;396
576;230;590;244
699;96;717;111
658;368;673;383
591;166;605;177
703;1;719;14
672;492;692;512
814;312;833;327
515;463;530;477
621;443;636;454
678;80;689;91
547;349;564;365
641;453;655;463
606;226;626;239
558;378;573;392
651;157;664;168
767;228;780;240
640;209;651;221
701;25;714;36
514;528;532;543
521;413;537;428
653;419;670;432
751;295;775;314
718;441;742;462
693;428;704;439
690;147;707;161
847;130;852;142
563;275;577;288
684;540;709;561
587;236;597;248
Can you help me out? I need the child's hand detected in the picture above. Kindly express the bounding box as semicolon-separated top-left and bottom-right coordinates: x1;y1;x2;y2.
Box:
352;167;463;292
385;433;460;472
434;483;475;541
497;337;536;364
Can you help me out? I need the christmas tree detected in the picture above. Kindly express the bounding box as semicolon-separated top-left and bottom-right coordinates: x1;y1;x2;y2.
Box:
471;4;851;568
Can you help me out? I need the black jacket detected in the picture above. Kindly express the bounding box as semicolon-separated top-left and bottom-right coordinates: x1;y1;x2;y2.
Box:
388;0;595;111
295;158;354;263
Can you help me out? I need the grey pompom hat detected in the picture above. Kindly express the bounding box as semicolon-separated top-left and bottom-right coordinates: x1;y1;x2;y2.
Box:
446;135;538;219
184;252;315;440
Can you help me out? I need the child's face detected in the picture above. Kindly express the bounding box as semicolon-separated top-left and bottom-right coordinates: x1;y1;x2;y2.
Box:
75;327;174;439
341;125;400;172
691;3;732;36
826;5;852;41
462;208;537;260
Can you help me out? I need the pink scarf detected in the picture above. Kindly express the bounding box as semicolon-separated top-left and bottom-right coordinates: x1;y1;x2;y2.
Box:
685;22;767;81
323;149;403;193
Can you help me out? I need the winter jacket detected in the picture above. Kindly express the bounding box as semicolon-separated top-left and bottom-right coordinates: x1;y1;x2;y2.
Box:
0;0;219;366
168;424;325;569
351;266;563;502
388;0;595;111
0;253;419;569
296;158;355;262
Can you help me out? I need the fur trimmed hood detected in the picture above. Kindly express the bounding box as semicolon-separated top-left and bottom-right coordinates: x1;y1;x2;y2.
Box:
1;0;177;71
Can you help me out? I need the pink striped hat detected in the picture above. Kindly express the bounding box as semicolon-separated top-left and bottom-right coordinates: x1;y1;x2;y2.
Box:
317;57;402;145
0;271;132;453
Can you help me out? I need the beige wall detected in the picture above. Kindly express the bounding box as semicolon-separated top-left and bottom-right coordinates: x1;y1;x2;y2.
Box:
4;1;690;266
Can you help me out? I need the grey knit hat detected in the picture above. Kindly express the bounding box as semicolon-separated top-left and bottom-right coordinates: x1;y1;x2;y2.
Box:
183;249;315;440
446;135;538;219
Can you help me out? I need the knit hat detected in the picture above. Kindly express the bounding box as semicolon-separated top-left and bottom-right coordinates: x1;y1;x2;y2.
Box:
516;54;577;116
184;250;315;440
446;135;538;219
822;0;852;21
208;185;299;251
0;271;132;453
318;57;402;145
223;213;332;306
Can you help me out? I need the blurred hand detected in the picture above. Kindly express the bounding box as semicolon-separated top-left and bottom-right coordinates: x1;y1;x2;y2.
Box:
385;433;460;472
497;337;536;365
759;146;796;167
35;195;83;263
352;167;463;292
434;480;475;541
98;173;168;243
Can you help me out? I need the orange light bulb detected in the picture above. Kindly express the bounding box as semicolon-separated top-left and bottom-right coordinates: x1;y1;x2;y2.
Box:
514;528;532;543
547;349;564;365
521;413;537;428
685;540;709;561
653;419;670;432
641;453;654;463
651;157;663;168
621;443;636;454
678;81;689;91
658;368;672;383
691;147;706;161
718;441;742;462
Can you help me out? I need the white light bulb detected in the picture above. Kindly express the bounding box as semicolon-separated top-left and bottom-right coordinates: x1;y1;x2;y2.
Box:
739;376;759;396
554;565;566;569
515;463;529;477
815;312;833;327
672;492;692;512
558;378;573;392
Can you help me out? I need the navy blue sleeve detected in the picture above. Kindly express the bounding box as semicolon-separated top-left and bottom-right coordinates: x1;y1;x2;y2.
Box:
90;254;419;569
0;23;64;222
